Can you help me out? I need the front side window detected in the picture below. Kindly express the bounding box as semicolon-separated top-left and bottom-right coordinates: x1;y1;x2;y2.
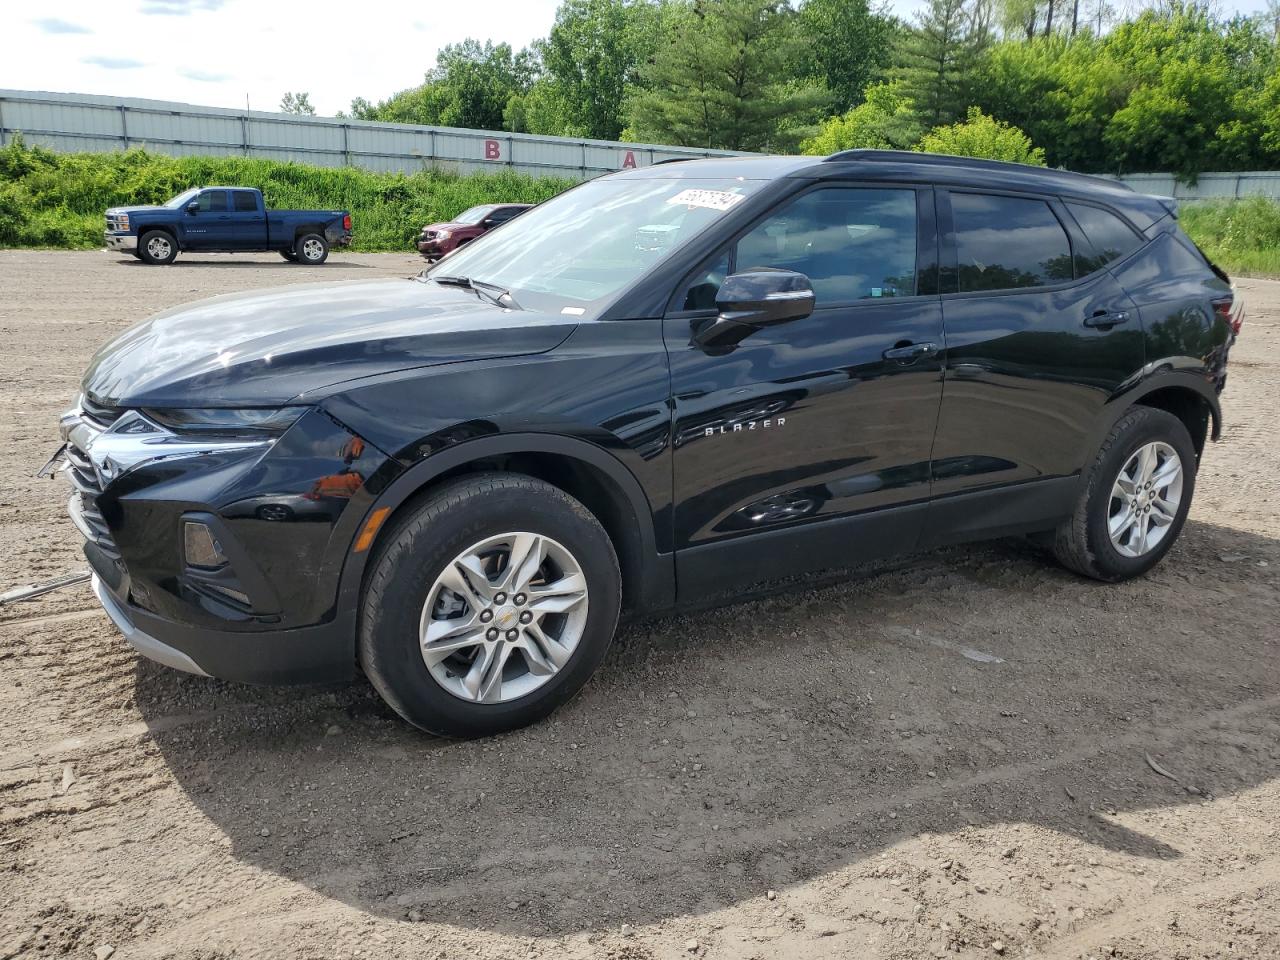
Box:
1067;202;1144;274
454;205;495;225
427;176;768;318
197;190;229;213
233;191;258;213
952;193;1073;292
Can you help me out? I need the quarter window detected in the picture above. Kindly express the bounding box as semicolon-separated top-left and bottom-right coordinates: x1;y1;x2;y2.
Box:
233;191;258;213
1067;202;1143;274
952;193;1073;292
197;190;229;213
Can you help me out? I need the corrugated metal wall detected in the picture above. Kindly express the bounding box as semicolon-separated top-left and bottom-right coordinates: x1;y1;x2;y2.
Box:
5;89;1280;198
0;89;743;178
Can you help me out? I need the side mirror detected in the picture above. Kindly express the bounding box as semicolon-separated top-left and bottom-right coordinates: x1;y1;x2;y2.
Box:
693;270;815;350
186;200;200;215
481;217;500;228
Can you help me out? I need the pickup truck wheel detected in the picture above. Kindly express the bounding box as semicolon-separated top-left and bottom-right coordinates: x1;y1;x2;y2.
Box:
358;473;621;738
295;234;329;265
138;230;177;265
279;249;298;262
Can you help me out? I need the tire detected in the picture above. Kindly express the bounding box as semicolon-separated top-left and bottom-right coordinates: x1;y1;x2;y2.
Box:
1053;407;1197;582
138;230;177;265
359;473;621;737
294;233;329;265
279;249;299;262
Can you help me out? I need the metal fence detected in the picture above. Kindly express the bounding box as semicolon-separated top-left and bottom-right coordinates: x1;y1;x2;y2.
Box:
0;89;742;179
4;89;1280;199
1108;171;1280;200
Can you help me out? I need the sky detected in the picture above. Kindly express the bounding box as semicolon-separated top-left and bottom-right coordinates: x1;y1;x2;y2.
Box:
1;0;1275;119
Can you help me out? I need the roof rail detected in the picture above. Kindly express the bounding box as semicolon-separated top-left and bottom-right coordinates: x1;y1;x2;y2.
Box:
651;156;695;166
822;148;1130;191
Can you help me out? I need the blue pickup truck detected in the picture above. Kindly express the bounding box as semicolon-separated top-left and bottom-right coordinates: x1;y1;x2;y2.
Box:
104;187;353;265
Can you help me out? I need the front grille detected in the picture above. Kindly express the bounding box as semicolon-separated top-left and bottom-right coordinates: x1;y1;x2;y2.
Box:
80;394;123;429
63;419;122;562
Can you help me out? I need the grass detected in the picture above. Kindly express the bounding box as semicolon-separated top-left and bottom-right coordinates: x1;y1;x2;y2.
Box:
1180;196;1280;280
0;136;573;252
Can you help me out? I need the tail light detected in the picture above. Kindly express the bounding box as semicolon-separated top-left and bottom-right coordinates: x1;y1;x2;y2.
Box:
1212;294;1243;335
342;214;352;231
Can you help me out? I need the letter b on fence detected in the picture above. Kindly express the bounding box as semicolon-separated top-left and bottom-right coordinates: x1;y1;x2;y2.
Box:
484;139;501;161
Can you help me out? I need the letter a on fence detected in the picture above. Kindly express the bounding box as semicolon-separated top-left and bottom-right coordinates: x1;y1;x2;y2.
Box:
622;151;637;169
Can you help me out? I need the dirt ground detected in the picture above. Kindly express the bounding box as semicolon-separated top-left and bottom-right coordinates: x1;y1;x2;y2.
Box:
0;249;1277;960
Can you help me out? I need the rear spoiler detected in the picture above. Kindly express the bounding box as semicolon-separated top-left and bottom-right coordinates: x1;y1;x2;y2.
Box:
1153;195;1178;218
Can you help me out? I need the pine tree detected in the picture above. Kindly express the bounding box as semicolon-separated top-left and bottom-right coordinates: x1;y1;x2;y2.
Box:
891;0;989;128
625;0;828;151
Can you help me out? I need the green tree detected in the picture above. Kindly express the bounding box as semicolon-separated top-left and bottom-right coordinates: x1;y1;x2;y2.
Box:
891;0;992;127
794;0;899;111
625;0;829;151
279;92;316;115
537;0;664;139
353;40;537;130
916;106;1046;164
801;81;923;154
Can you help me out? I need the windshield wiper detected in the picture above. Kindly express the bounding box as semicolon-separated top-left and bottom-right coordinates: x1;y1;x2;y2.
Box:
433;274;520;310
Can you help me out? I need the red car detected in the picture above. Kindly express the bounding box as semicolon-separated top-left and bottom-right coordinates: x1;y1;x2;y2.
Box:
416;203;532;260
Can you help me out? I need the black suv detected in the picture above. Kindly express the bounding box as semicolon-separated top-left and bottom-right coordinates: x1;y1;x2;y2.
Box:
50;151;1241;737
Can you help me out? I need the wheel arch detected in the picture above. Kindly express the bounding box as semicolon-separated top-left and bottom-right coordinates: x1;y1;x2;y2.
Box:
1092;373;1222;466
293;224;327;242
338;434;673;619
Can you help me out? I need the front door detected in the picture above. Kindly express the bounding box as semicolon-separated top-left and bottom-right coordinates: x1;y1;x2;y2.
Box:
183;189;233;250
665;184;945;596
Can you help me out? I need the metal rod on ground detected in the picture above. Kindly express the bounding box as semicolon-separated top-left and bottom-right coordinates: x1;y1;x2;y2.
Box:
0;570;92;606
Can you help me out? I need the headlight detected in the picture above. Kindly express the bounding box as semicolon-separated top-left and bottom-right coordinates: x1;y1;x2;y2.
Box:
142;407;306;438
435;230;451;239
119;214;130;231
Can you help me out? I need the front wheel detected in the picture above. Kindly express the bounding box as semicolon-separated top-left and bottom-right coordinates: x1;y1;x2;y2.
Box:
138;230;177;265
358;474;621;737
295;233;329;265
1053;407;1197;581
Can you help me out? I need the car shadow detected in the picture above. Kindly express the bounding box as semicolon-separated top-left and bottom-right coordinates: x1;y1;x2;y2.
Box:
132;517;1280;937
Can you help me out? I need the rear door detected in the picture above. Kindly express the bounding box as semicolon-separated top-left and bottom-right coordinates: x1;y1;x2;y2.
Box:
926;189;1143;542
665;183;945;593
226;190;267;249
183;189;232;250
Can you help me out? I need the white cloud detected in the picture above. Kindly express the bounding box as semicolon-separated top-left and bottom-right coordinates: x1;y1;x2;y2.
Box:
1;0;560;116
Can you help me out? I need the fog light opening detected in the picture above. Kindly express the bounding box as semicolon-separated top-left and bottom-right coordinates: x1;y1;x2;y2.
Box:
184;521;228;569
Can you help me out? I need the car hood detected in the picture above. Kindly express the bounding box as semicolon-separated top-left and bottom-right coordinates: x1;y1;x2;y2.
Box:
106;205;170;217
422;221;472;233
82;278;578;407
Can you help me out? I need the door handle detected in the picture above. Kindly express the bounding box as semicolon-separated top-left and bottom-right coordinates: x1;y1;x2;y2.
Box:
1084;310;1130;329
882;341;938;363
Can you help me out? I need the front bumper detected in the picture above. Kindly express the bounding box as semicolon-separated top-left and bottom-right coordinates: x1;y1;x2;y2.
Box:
105;231;137;253
56;400;390;685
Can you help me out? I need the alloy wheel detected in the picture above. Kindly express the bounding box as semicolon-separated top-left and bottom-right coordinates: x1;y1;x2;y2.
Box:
419;532;589;703
301;238;324;261
1108;440;1183;558
146;235;171;259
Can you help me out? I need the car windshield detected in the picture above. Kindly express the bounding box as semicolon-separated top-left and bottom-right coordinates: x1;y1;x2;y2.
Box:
424;176;765;317
164;188;200;209
453;205;495;225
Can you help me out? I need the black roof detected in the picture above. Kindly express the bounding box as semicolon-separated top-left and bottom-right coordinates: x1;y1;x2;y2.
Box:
617;150;1168;230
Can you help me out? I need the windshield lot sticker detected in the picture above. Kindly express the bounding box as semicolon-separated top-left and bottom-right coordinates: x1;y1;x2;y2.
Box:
560;306;586;316
666;189;747;212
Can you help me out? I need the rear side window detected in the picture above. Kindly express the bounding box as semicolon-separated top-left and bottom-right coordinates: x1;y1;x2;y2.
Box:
233;191;258;213
1067;202;1144;273
197;190;229;213
733;187;918;304
952;193;1073;292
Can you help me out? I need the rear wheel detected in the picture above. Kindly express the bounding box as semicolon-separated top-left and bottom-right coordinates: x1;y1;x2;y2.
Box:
1053;407;1197;581
359;474;621;737
138;230;177;265
295;233;329;265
